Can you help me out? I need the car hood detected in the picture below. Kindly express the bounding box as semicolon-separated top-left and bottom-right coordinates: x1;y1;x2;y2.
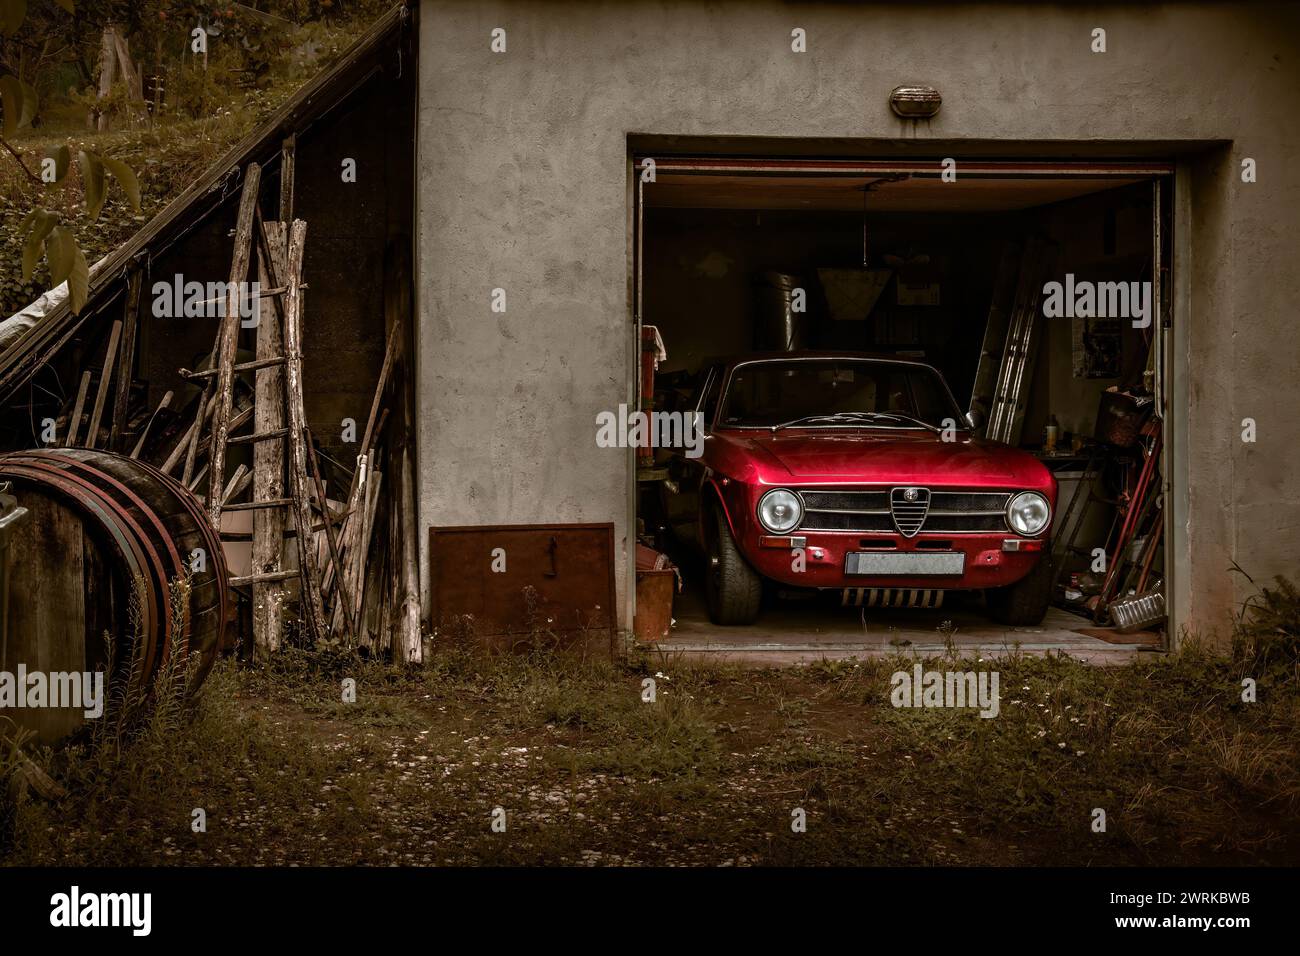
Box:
709;428;1053;489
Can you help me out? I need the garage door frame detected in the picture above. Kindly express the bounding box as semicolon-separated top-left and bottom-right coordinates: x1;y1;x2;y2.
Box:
630;152;1180;647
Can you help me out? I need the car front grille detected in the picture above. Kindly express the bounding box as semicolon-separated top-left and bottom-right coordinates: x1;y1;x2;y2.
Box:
800;488;1011;535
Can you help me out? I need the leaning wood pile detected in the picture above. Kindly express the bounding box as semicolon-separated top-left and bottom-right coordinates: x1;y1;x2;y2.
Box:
49;148;422;663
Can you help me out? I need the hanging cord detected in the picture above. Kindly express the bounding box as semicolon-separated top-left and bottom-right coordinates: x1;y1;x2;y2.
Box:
858;175;909;268
862;184;869;268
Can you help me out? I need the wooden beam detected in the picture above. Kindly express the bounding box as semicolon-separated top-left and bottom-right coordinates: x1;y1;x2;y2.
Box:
227;428;287;445
165;389;212;476
230;568;300;587
323;451;366;598
221;464;249;504
179;356;284;381
323;324;398;597
130;390;172;459
84;320;123;450
179;390;211;483
279;135;296;221
108;269;142;452
64;371;92;448
251;220;288;658
206;162;262;528
307;429;354;643
282;220;329;643
387;240;421;664
396;442;422;663
352;463;382;646
224;498;291;512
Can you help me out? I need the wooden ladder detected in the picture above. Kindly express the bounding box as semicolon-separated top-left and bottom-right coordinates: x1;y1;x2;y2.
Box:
158;144;340;653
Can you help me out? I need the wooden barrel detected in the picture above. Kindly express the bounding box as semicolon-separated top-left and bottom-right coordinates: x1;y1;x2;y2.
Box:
0;449;229;741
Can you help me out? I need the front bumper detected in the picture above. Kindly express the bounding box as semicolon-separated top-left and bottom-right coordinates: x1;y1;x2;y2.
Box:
738;530;1047;591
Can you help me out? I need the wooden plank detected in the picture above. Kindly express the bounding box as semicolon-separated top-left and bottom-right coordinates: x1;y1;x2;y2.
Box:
252;220;287;657
130;390;172;459
383;486;400;654
323;452;365;597
223;468;254;504
386;241;422;664
64;371;92;447
360;323;400;470
108;269;143;452
339;454;372;636
228;428;287;445
351;466;382;649
221;464;249;504
168;389;211;477
225;498;291;512
180;356;283;380
358;475;388;647
322;322;398;597
279;135;296;221
206;161;262;528
230;568;300;587
307;429;354;643
84;320;123;450
396;442;422;663
281;220;329;643
3;491;87;743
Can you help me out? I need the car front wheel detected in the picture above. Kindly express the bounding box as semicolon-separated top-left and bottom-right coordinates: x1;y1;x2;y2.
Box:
704;504;762;625
985;553;1053;626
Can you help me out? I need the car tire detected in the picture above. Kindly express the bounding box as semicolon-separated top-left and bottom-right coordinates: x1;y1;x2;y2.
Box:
986;553;1053;626
705;504;762;625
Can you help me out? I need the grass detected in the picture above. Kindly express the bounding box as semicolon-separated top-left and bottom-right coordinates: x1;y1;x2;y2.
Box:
2;580;1298;866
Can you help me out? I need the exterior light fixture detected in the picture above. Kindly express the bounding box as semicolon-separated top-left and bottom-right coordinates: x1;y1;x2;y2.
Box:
890;86;942;119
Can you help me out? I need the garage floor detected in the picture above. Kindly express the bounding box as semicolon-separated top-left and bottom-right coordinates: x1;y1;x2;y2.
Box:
650;579;1159;666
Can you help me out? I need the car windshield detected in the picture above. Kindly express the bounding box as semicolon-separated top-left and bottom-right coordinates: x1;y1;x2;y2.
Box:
717;359;963;430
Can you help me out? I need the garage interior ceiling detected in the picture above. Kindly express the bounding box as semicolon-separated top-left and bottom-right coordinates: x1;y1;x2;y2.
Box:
645;173;1147;212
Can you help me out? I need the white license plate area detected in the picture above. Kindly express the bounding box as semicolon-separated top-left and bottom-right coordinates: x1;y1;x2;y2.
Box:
845;551;965;576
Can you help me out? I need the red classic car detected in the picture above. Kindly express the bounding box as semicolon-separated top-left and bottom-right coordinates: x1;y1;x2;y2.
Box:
664;352;1057;626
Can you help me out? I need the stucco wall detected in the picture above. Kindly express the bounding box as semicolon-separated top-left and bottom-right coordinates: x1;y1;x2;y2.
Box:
416;0;1300;643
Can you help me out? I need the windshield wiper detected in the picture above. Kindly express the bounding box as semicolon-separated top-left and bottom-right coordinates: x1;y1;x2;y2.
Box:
771;412;868;432
861;412;943;434
771;411;940;433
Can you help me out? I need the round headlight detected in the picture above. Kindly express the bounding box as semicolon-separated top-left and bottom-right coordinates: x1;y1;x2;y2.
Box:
1006;491;1051;536
757;489;803;533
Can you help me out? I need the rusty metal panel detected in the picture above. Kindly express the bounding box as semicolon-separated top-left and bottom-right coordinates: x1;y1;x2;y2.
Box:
428;523;617;647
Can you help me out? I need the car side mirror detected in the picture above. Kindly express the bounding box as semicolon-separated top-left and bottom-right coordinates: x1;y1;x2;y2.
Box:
965;409;982;430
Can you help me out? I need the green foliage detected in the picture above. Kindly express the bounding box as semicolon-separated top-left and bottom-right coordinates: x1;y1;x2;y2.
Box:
0;73;35;137
1232;567;1300;675
1;1;378;320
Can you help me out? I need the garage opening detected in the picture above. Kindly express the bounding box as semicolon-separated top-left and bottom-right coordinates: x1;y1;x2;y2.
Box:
631;156;1173;663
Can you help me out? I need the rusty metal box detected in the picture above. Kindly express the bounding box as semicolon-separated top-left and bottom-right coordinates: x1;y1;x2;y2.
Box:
428;523;616;650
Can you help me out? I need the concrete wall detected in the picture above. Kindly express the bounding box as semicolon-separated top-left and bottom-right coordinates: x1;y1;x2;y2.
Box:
416;0;1300;644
